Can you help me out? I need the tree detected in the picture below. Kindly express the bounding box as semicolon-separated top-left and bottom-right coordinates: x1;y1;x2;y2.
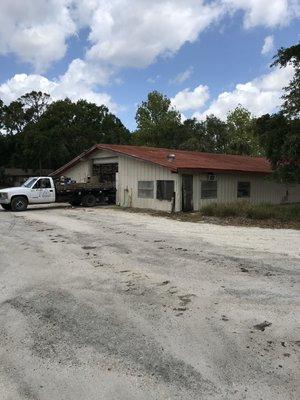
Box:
0;99;3;130
256;113;300;183
179;116;229;153
20;99;130;170
19;91;50;123
272;43;300;117
134;91;185;148
3;100;27;135
2;91;50;135
179;118;207;151
199;115;229;153
226;106;262;156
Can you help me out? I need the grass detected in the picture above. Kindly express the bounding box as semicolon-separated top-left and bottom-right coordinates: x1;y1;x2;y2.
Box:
201;201;300;222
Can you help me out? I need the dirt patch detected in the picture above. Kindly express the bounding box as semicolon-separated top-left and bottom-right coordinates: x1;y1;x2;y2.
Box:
253;321;272;331
4;289;216;396
112;206;300;230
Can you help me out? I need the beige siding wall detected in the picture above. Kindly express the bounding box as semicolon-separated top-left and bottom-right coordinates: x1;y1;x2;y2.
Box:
192;173;300;210
91;150;119;165
64;160;92;183
61;150;300;211
118;156;180;212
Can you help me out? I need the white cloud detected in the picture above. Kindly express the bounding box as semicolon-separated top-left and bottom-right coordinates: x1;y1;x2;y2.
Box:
147;75;161;84
0;0;76;72
223;0;300;28
170;67;194;84
171;85;210;111
83;0;223;68
0;0;299;74
193;65;294;120
0;59;116;111
261;35;275;55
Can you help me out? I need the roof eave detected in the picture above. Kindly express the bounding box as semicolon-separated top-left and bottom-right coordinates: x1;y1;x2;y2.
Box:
177;167;271;175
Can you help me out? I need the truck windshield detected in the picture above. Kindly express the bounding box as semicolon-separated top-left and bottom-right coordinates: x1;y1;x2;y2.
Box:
22;178;38;188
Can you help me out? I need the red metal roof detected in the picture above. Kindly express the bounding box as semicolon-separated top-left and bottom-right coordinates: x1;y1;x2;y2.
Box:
52;144;272;176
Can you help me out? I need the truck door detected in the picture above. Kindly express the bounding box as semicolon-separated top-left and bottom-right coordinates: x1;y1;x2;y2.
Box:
30;178;56;204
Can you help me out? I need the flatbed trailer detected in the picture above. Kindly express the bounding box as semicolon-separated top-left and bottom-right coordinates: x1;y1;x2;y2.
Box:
0;177;116;211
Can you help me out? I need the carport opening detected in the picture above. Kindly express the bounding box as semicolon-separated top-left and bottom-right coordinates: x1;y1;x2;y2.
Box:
92;163;118;204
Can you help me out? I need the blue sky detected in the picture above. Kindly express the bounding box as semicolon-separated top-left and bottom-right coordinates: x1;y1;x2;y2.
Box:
0;0;299;131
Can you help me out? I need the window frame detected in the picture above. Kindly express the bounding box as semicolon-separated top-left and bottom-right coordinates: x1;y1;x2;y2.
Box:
201;180;218;199
237;181;251;198
137;180;154;199
33;178;51;189
156;180;174;201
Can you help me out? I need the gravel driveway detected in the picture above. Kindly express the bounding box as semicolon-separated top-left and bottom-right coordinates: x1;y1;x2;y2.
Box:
0;205;299;400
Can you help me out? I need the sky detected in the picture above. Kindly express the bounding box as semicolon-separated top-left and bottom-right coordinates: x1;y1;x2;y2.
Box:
0;0;299;131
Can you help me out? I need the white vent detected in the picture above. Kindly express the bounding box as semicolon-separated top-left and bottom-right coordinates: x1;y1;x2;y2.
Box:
167;153;176;162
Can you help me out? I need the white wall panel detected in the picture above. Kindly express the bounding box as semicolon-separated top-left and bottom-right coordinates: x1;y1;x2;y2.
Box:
192;173;300;209
118;156;180;212
63;160;92;183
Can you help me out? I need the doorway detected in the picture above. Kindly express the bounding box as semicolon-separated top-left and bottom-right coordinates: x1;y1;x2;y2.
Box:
182;174;193;211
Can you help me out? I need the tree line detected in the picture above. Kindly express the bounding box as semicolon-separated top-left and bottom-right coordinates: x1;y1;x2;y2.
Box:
0;43;299;183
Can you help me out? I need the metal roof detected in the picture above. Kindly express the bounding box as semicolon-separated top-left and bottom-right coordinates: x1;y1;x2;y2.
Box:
51;144;272;176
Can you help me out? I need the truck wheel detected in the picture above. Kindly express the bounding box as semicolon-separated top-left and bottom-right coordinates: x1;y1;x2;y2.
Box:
69;200;81;207
82;194;96;207
1;203;11;211
11;196;28;211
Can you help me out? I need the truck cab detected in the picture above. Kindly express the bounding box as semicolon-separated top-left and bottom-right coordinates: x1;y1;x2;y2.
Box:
0;177;56;211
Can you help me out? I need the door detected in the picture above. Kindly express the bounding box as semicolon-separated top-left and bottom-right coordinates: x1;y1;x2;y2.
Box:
182;174;193;211
30;178;56;204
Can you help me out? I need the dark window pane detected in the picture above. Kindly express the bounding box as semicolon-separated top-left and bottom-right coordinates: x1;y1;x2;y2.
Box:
33;178;51;189
201;181;217;199
156;180;174;201
237;182;250;198
157;181;163;200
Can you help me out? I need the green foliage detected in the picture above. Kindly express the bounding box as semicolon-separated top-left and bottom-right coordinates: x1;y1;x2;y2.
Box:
201;115;229;153
0;99;3;130
255;113;300;183
226;106;262;156
20;99;130;170
0;93;130;170
201;202;300;222
272;43;300;118
179;116;229;153
134;91;185;147
133;92;261;156
201;202;245;217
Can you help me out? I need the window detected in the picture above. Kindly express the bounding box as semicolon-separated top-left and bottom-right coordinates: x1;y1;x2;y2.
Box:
22;178;38;188
201;181;217;199
138;181;154;198
33;178;51;189
156;180;174;201
237;182;250;198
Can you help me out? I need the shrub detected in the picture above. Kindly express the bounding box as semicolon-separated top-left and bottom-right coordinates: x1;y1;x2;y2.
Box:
201;201;247;218
201;202;300;222
245;205;276;220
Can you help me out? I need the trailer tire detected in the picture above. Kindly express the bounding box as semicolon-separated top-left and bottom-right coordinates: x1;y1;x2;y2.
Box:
11;196;28;211
1;203;11;211
82;194;96;207
69;200;81;207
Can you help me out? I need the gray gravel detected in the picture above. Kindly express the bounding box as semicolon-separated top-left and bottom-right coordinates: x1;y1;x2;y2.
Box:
0;204;299;400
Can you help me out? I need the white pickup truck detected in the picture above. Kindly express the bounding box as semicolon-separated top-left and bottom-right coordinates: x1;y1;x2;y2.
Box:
0;176;116;211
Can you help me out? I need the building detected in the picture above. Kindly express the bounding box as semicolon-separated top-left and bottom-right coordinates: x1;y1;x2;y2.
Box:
51;144;300;212
0;168;53;188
